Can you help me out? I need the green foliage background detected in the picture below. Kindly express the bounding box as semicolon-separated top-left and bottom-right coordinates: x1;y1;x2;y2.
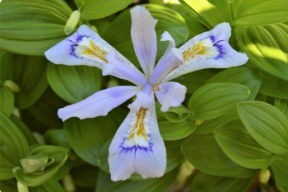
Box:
0;0;288;191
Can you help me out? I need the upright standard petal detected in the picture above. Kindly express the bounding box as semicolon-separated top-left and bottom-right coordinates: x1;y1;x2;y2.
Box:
103;50;148;87
155;82;187;112
149;31;183;86
58;86;141;121
131;6;158;78
128;84;155;112
109;106;166;181
45;25;136;70
159;22;249;83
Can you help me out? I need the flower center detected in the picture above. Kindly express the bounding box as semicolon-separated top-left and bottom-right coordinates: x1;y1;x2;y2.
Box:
81;39;108;63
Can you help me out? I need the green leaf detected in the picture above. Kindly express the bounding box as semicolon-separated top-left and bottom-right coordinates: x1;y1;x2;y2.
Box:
96;168;178;192
97;139;184;180
0;86;14;117
10;115;37;145
157;103;196;140
13;145;68;187
0;111;30;180
189;83;250;120
178;0;232;29
103;4;189;67
181;133;256;178
28;87;67;128
175;69;216;94
232;0;288;26
206;66;262;100
164;105;190;123
271;157;288;187
237;101;288;155
275;98;288;120
0;179;17;192
64;115;117;166
0;0;72;55
44;129;69;149
189;171;255;192
30;178;65;192
215;119;273;169
259;71;288;99
71;164;98;188
75;0;134;20
236;24;288;81
47;63;102;104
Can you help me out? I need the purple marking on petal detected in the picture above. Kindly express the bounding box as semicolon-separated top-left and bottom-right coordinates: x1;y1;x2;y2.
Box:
69;41;79;58
210;35;225;59
119;137;154;154
76;35;90;43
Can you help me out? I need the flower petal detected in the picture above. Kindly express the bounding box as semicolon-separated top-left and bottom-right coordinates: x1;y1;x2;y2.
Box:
58;86;141;121
109;106;166;181
131;6;158;77
103;50;148;87
45;25;134;70
149;31;183;86
155;82;187;112
128;84;155;112
159;22;249;83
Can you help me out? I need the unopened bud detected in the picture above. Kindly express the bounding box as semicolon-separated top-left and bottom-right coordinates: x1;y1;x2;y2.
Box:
4;80;20;92
107;77;119;88
20;154;52;174
12;107;21;119
195;119;204;126
63;174;76;192
90;25;98;33
65;10;81;35
17;181;29;192
260;168;270;184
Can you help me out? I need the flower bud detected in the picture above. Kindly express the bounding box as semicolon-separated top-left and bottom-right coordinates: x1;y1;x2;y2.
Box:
20;154;52;174
65;10;81;35
17;181;29;192
4;80;20;92
260;168;271;184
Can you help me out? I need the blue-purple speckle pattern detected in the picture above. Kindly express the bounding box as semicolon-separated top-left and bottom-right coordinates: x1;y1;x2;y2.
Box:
69;35;91;59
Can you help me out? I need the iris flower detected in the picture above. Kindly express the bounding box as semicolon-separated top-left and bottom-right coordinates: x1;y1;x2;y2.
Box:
45;6;248;181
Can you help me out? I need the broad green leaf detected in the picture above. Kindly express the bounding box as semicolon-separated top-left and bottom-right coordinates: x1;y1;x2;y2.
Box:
64;115;117;166
181;133;256;178
97;139;184;180
206;66;262;100
14;145;68;187
30;178;65;192
10;115;37;145
157;103;196;140
271;156;288;187
189;83;250;120
189;172;255;192
0;53;49;109
71;164;98;188
47;63;102;104
215;119;273;169
44;129;69;149
236;24;288;81
21;109;49;134
96;168;178;192
259;71;288;99
178;0;232;29
0;48;6;58
175;70;216;94
237;101;288;155
0;179;17;192
275;98;288;119
0;0;72;55
28;87;67;128
75;0;134;20
0;111;30;180
0;86;14;116
232;0;288;26
103;4;189;67
164;105;190;123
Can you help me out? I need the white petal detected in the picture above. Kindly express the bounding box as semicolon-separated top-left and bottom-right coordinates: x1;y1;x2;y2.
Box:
109;106;166;181
159;22;249;83
45;25;136;70
58;86;141;121
131;6;158;77
128;84;155;112
155;82;187;112
103;50;148;87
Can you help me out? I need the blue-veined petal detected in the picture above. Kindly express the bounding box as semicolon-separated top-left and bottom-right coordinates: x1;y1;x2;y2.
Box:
103;50;148;87
128;84;155;112
155;82;187;112
159;22;249;83
109;106;166;181
131;6;158;78
149;31;183;86
45;25;137;71
58;86;141;121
